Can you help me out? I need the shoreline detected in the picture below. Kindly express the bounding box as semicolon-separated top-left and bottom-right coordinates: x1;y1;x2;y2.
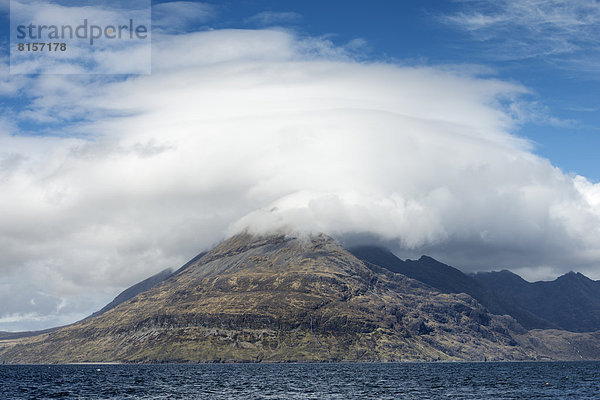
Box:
2;359;600;366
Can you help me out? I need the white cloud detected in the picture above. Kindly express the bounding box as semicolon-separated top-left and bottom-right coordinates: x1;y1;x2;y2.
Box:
444;0;600;62
1;28;600;330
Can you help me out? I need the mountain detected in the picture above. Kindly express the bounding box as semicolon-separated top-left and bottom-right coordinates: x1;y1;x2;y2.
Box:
0;234;538;363
1;233;599;364
473;270;600;332
349;247;557;330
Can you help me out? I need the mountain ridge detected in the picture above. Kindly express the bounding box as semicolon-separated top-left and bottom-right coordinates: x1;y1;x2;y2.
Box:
349;246;558;330
473;269;600;332
351;246;600;333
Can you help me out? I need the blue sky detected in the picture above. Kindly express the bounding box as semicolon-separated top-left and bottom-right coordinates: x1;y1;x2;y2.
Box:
1;0;600;331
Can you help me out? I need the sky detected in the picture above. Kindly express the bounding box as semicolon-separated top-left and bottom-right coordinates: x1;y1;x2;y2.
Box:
0;0;599;331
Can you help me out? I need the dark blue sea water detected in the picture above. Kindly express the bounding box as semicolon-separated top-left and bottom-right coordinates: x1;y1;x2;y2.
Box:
1;362;599;399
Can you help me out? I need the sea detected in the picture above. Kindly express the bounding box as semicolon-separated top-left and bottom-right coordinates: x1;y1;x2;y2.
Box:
1;361;599;399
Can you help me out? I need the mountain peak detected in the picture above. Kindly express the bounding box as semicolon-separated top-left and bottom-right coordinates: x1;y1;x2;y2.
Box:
556;271;590;282
185;232;361;280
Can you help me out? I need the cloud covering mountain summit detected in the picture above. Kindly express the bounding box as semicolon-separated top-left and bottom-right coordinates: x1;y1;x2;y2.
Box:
1;28;599;330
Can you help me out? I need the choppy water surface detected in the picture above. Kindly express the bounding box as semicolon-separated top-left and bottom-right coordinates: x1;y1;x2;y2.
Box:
1;361;599;399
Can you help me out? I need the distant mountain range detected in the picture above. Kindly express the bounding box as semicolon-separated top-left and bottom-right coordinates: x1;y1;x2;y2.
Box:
472;270;600;333
350;246;600;333
1;234;599;363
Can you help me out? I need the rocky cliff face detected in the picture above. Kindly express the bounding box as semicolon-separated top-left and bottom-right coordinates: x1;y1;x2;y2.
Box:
1;233;598;363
